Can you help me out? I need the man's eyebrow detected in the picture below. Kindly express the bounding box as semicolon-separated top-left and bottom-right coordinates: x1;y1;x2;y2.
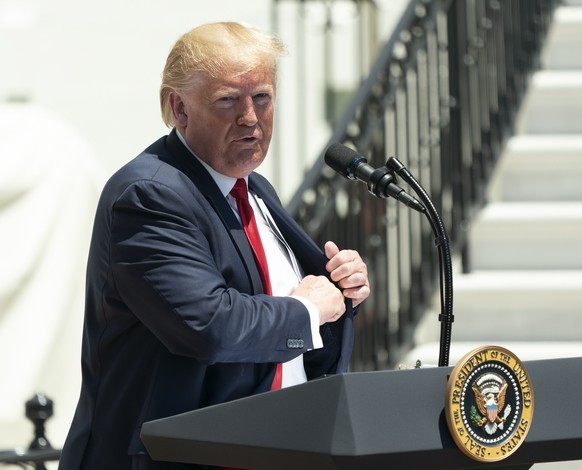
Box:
211;87;238;96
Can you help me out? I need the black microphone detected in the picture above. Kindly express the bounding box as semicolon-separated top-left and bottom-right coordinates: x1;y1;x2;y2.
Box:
325;143;425;213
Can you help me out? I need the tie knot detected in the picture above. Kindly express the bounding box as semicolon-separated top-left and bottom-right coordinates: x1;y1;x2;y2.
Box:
230;178;249;201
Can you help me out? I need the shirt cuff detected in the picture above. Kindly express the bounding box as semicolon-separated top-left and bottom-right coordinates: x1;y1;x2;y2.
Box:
289;296;324;350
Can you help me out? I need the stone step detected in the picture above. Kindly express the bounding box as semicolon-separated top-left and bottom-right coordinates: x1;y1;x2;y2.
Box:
452;270;582;341
486;135;582;202
411;270;582;345
467;202;582;270
541;6;582;70
515;71;582;134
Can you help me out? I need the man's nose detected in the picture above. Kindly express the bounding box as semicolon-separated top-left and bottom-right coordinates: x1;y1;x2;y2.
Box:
236;97;258;126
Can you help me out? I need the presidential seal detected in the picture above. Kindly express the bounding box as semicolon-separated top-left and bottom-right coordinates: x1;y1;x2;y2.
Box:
445;346;534;462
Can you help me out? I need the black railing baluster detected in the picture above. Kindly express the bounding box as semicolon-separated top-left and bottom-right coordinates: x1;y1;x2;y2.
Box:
0;394;60;469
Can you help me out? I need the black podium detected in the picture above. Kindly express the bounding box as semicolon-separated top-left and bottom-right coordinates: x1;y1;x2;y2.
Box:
141;357;582;469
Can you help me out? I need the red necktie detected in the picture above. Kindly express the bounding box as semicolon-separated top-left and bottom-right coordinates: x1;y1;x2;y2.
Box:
230;179;282;391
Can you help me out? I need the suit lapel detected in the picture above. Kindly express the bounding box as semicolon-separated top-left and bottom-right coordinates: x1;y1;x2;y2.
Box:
165;130;264;295
248;175;328;278
250;175;355;375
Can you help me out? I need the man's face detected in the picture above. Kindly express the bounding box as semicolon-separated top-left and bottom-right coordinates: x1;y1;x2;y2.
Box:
173;66;275;178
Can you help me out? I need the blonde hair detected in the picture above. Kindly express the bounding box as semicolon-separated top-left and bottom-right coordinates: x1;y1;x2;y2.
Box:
160;22;287;128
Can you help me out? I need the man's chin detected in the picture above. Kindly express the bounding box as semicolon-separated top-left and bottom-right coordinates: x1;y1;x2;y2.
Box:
219;158;264;179
236;150;267;170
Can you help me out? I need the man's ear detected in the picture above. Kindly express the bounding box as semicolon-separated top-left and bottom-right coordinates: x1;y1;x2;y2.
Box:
169;92;188;127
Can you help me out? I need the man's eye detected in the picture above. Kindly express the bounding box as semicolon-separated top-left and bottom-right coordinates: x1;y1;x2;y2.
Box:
215;96;237;107
254;93;271;105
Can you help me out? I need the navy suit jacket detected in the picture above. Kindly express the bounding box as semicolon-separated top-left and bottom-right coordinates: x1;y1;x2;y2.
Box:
58;129;355;469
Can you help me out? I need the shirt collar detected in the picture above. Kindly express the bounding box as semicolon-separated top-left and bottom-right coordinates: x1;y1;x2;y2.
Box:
175;129;244;197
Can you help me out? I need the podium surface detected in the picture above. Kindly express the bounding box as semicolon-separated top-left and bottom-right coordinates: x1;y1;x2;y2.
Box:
141;357;582;469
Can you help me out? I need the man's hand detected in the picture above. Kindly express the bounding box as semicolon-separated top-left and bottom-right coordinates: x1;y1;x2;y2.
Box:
292;275;346;325
324;241;370;308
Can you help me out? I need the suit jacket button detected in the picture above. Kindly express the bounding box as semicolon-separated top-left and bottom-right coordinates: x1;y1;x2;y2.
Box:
287;339;304;349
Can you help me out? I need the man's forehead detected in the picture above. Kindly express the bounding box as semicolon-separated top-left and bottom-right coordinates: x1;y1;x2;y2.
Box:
202;69;275;92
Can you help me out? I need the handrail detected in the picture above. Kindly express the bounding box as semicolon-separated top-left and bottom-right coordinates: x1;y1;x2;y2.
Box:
286;0;557;371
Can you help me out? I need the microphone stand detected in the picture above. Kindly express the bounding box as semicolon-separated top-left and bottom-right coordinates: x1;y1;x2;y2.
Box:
386;157;454;367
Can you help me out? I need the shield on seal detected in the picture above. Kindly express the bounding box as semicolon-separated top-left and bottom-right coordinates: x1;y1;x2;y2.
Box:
487;402;498;423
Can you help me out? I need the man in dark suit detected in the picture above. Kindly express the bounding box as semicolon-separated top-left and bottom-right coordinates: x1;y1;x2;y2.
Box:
59;22;369;469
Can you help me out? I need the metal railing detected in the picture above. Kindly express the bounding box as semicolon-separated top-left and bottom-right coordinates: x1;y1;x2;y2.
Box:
287;0;557;371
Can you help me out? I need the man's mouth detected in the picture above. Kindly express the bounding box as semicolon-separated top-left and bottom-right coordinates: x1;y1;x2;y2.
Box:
235;136;259;143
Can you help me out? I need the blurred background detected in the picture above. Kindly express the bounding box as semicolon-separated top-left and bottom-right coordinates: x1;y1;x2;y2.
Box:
1;0;581;468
